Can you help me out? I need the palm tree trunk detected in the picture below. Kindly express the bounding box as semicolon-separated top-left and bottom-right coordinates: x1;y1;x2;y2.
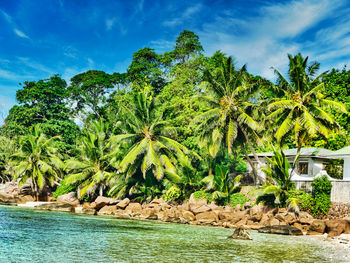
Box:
239;125;262;166
241;142;257;185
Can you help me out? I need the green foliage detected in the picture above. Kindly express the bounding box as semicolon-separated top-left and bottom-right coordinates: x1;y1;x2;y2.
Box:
324;159;343;179
229;193;249;208
313;193;331;218
53;178;77;199
193;190;213;203
163;186;182;202
312;175;332;196
174;30;203;64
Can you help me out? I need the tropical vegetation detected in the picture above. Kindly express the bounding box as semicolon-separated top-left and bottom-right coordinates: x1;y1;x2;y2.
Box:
0;30;348;215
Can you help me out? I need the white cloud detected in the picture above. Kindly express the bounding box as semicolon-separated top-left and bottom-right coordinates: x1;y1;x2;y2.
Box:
149;39;174;52
197;0;347;80
14;28;29;39
163;3;202;27
106;18;116;31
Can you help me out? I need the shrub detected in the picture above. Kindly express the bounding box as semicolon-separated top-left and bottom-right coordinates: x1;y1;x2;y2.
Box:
163;186;182;202
312;175;332;196
313;193;331;217
229;193;249;208
193;190;213;203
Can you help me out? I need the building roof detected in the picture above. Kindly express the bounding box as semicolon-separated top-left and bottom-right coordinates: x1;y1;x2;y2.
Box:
328;146;350;158
250;147;333;158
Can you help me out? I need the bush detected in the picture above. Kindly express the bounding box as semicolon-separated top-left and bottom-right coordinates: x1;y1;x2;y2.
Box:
312;175;332;196
193;190;213;203
313;193;331;217
288;190;314;213
163;186;181;202
229;193;249;208
53;179;77;199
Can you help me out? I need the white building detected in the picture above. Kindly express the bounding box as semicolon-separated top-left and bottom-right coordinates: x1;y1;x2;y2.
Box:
328;146;350;180
247;148;333;181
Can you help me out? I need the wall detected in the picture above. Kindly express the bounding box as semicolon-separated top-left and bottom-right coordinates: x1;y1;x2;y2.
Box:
344;157;350;180
295;180;350;203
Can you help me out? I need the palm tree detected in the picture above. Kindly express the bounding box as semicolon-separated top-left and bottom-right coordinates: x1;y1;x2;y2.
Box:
65;119;117;199
10;125;63;200
268;53;347;167
110;89;191;181
192;56;262;183
201;164;242;204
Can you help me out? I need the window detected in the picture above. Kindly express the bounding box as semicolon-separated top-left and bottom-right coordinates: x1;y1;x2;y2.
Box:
298;162;309;175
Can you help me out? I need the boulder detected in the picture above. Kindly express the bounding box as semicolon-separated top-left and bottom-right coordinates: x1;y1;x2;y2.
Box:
125;202;142;214
140;208;156;219
307;220;326;235
94;196;118;210
74;206;84;214
269;218;280;226
228;228;252;240
150;198;165;204
116;198;130;209
298;212;314;225
0;193;18;205
326;219;347;238
258;225;303;236
260;214;273;226
17;195;35;204
182;211;195;222
83;202;97;210
195;211;218;224
57;192;79;206
191;205;211;214
34;203;74;213
97;205;117;216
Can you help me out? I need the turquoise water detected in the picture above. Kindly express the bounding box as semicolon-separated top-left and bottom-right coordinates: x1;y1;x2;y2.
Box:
0;206;348;263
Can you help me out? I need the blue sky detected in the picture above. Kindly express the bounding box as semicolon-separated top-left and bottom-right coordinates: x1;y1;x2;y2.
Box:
1;0;350;121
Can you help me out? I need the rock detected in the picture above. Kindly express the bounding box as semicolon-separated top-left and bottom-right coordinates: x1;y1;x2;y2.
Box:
83;202;97;210
258;225;303;236
191;205;211;214
182;211;195;222
298;212;314;224
150;198;164;204
269;218;280;226
196;211;218;224
275;213;286;222
17;195;35;204
34;203;74;212
308;220;326;234
114;210;131;219
97;205;117;216
284;213;297;225
57;192;79;206
125;202;142;214
260;214;273;226
140;208;156;219
74;206;83;213
219;210;246;223
82;208;97;215
228;228;252;240
94;196;118;210
116;198;130;209
326;219;347;237
0;193;18;205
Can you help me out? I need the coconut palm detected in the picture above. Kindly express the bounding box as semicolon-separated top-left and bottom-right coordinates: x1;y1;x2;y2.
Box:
201;164;242;204
268;53;347;166
10;125;63;200
110;89;191;181
65;119;118;198
192;56;262;182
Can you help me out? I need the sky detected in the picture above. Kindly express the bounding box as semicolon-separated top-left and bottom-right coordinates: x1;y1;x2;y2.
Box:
1;0;350;122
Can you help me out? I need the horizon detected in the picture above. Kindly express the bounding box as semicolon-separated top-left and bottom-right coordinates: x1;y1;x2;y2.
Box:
1;0;350;121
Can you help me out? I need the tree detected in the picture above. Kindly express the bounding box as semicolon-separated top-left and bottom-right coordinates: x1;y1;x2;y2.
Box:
65;119;117;199
0;136;16;183
174;30;203;64
127;48;165;93
69;70;118;119
3;75;80;148
110;88;192;181
192;56;262;183
268;53;348;164
201;164;242;204
9;125;63;200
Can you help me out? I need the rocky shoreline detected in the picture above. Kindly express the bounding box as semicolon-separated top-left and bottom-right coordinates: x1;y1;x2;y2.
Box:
2;189;350;242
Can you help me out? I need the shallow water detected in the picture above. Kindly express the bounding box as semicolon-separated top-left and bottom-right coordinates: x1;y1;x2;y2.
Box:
0;206;348;263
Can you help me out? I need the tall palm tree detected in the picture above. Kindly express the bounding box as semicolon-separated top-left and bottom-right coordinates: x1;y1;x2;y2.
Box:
65;119;117;198
10;125;63;200
192;56;262;183
268;53;347;166
110;89;191;181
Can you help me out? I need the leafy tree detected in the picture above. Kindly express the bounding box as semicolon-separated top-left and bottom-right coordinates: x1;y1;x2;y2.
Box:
9;125;63;200
268;54;347;163
127;48;165;93
0;136;16;183
110;88;192;181
69;70;118;119
192;56;262;182
3;75;80;148
174;30;203;64
65;120;117;199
